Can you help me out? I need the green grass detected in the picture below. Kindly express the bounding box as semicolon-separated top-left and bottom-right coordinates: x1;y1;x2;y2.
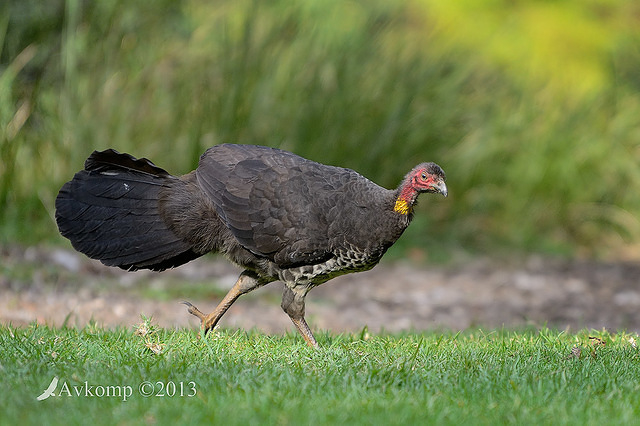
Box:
1;323;639;425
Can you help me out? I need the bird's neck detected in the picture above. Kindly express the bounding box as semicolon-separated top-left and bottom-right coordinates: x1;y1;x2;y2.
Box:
393;182;419;215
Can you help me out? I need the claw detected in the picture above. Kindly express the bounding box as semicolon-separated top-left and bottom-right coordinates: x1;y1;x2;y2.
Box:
181;272;264;337
182;301;206;323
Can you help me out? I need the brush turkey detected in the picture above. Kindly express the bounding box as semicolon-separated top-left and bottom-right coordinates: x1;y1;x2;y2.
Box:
55;144;447;347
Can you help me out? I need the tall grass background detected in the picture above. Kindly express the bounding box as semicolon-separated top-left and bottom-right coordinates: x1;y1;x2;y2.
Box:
2;0;640;260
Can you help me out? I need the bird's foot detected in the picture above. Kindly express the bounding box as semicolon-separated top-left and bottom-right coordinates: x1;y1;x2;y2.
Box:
290;316;319;349
182;301;211;333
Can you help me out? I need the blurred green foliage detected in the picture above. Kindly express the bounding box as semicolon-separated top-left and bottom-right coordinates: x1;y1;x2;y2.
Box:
1;0;639;259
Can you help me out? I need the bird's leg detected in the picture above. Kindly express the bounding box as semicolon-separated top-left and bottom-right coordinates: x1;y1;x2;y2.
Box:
281;285;318;348
183;270;265;333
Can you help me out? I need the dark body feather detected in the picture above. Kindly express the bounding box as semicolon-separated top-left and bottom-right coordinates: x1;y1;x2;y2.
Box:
194;144;411;284
55;149;201;271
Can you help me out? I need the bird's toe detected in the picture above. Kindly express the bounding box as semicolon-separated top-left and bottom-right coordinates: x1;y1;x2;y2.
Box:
182;300;206;322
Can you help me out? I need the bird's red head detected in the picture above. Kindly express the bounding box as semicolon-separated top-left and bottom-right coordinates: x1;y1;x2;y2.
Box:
409;162;447;196
394;162;447;215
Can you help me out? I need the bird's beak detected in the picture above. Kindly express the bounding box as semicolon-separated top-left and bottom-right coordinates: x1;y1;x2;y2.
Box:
434;180;447;198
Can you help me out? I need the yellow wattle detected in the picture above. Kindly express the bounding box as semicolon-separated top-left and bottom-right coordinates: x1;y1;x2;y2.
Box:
393;199;411;215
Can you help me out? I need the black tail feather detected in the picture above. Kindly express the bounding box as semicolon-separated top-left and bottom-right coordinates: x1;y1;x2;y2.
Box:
55;150;201;271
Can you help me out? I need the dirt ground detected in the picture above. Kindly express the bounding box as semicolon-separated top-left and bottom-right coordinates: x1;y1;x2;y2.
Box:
2;245;640;334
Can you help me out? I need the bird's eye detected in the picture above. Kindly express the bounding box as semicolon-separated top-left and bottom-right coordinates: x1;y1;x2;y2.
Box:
420;172;428;181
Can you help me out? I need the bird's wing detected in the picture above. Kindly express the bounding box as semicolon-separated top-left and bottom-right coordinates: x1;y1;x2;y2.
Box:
195;144;352;268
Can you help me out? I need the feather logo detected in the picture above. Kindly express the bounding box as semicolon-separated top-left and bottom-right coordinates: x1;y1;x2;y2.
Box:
37;377;59;400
